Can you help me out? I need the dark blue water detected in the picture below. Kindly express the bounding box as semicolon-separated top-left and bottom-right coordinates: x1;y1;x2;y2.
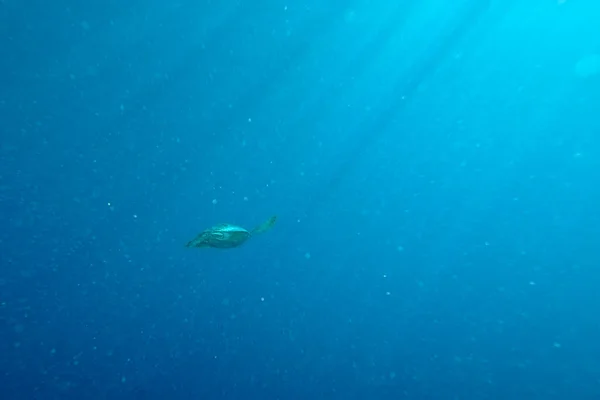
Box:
2;0;600;399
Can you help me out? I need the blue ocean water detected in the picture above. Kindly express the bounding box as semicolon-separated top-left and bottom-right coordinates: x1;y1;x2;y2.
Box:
2;0;600;398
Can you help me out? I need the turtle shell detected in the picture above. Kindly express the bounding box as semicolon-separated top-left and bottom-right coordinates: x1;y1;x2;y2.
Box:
186;224;251;249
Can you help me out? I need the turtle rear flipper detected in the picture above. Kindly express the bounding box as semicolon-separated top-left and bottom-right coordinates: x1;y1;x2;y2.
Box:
251;215;277;235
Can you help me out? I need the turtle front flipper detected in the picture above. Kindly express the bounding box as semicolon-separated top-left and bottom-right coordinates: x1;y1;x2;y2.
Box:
185;231;211;248
250;215;277;235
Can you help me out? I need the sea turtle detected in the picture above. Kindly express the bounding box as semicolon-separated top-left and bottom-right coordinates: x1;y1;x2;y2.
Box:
185;215;277;249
